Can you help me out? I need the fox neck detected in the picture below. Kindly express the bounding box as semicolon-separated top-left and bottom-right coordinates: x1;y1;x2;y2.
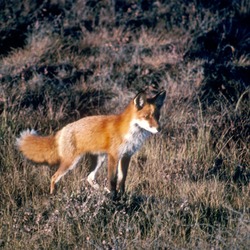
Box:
119;120;151;157
118;102;151;157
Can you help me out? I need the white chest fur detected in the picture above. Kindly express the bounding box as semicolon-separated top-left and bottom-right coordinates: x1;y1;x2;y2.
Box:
119;122;151;157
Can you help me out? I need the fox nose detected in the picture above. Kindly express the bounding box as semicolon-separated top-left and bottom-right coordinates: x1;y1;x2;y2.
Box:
157;126;161;132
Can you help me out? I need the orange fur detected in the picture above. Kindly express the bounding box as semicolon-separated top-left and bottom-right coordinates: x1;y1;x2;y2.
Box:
17;90;166;199
17;130;59;165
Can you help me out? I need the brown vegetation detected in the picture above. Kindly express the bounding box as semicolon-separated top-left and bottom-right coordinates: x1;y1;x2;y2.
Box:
0;0;249;249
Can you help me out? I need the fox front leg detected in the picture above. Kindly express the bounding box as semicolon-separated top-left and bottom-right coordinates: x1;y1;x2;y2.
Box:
117;156;131;195
107;154;119;200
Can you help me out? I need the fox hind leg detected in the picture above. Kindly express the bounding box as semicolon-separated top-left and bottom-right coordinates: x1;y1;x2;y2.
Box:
50;157;81;194
87;154;106;190
50;162;71;194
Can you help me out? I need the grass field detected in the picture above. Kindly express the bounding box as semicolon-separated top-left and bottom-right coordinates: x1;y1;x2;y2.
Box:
0;1;249;249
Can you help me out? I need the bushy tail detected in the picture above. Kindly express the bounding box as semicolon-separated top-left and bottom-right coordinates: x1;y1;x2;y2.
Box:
16;129;60;166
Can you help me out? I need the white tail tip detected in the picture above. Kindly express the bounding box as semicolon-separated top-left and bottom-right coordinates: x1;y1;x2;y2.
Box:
16;129;37;147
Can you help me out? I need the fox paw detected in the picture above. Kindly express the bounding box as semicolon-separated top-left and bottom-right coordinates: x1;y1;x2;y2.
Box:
87;177;100;190
104;187;110;193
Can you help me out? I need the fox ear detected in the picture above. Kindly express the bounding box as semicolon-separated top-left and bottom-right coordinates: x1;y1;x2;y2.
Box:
134;92;146;110
154;90;166;109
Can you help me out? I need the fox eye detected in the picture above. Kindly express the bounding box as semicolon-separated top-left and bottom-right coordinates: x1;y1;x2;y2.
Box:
144;114;150;119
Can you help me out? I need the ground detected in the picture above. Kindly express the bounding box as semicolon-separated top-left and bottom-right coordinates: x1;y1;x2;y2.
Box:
0;1;249;249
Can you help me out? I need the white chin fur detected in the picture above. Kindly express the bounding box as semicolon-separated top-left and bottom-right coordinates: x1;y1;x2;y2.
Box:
134;119;158;134
147;127;159;134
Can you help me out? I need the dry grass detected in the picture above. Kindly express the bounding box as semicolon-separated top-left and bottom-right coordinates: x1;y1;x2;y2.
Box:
0;0;249;249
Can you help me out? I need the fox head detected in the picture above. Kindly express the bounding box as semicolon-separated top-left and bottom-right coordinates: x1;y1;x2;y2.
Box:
133;90;166;134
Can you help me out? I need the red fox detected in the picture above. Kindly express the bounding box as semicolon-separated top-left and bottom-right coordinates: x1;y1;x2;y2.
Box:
17;90;166;199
